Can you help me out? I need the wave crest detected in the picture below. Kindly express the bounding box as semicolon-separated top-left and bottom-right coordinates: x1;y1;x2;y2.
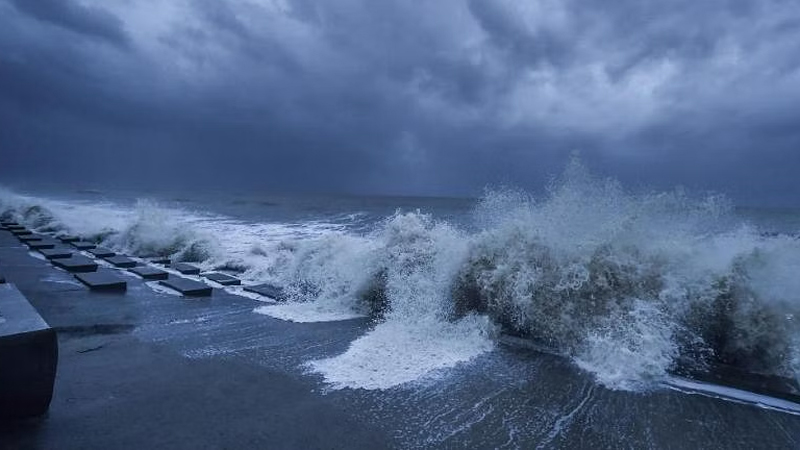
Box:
110;200;216;262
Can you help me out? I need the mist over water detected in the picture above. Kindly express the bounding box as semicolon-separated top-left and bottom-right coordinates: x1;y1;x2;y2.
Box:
2;161;800;392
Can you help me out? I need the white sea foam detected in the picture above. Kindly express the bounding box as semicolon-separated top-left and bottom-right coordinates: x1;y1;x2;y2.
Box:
254;303;364;323
145;281;182;296
665;377;800;416
308;317;494;390
27;251;47;261
304;212;495;389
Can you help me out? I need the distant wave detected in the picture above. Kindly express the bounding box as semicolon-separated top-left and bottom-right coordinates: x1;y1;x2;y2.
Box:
2;162;800;393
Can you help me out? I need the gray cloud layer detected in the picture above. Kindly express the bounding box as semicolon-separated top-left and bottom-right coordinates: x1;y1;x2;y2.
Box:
1;0;800;204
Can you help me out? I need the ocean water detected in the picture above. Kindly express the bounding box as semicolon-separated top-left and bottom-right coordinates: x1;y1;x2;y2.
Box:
2;161;800;396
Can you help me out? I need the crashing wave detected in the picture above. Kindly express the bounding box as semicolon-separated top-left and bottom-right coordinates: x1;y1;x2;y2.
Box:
108;200;217;262
269;161;800;391
0;192;218;263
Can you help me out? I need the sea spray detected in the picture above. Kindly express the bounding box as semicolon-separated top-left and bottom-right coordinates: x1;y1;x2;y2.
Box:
254;231;380;321
294;161;800;390
449;162;800;390
0;191;218;263
0;189;128;240
306;212;495;390
109;200;217;262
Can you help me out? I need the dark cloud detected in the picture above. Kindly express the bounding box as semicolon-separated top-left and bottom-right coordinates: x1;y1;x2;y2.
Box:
1;0;800;204
8;0;128;47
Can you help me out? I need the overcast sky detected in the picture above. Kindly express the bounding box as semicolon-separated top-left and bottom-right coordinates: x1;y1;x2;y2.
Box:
1;0;800;204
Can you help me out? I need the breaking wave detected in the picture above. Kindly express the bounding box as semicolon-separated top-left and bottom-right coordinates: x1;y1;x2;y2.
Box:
2;160;800;392
0;191;218;263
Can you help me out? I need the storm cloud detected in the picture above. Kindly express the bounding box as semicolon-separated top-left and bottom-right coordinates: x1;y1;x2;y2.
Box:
1;0;800;204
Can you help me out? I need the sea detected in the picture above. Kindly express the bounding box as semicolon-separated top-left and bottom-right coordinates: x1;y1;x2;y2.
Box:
3;162;800;446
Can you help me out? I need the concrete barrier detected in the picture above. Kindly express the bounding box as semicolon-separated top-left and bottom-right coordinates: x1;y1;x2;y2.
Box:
52;255;98;273
88;247;115;258
0;284;58;419
28;240;58;250
171;263;201;275
103;255;138;268
70;242;96;250
129;266;168;281
39;248;74;260
74;271;127;292
202;273;241;286
18;234;44;243
159;277;212;297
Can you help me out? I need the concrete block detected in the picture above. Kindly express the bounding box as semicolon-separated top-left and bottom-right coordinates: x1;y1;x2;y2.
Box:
0;283;58;419
39;248;74;260
243;283;286;301
74;271;127;292
52;255;98;273
148;257;171;265
71;241;97;250
58;235;80;243
88;247;116;258
0;274;5;284
103;255;138;268
6;225;25;231
11;229;32;236
0;221;18;227
129;266;169;281
159;277;212;297
18;234;44;242
171;263;200;275
27;240;58;250
202;272;241;286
